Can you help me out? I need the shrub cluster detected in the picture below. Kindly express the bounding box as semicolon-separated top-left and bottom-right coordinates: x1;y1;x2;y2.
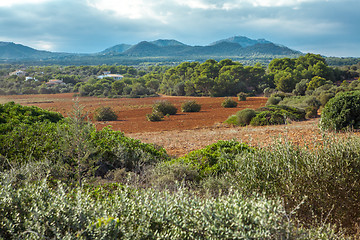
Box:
225;105;305;127
250;105;305;126
221;97;238;108
181;100;201;112
152;100;177;115
320;91;360;131
0;181;337;239
93;106;118;121
236;109;257;126
147;100;177;122
237;92;247;101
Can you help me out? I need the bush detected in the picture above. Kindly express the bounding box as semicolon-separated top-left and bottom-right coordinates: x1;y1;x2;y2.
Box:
250;105;305;126
175;140;253;180
320;91;360;131
236;109;257;126
221;98;238;108
266;96;281;105
152;100;177;115
319;92;335;106
93;106;118;121
146;112;164;122
237;92;247;101
224;115;238;125
305;97;321;109
0;181;337;239
181;100;201;112
305;106;318;118
250;110;286;126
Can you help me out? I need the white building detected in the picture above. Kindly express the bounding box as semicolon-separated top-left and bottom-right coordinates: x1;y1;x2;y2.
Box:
97;72;124;80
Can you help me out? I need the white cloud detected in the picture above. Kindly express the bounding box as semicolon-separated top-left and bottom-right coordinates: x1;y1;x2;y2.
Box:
0;0;50;7
174;0;217;10
86;0;171;23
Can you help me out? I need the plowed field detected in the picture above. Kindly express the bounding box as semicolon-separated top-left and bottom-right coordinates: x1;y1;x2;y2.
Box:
0;93;333;156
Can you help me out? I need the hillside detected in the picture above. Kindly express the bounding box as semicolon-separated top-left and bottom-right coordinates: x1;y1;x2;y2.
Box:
0;36;302;65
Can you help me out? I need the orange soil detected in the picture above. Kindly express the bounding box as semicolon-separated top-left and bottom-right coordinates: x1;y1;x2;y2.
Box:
2;93;357;157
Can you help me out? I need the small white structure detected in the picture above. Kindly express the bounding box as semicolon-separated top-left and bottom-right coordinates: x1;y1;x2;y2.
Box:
25;77;38;81
97;71;124;80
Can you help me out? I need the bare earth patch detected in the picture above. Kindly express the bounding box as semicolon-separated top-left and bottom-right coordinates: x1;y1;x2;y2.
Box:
0;93;347;157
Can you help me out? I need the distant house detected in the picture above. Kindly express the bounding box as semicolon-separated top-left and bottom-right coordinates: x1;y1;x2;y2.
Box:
9;70;26;77
46;79;66;85
25;76;38;81
97;71;124;80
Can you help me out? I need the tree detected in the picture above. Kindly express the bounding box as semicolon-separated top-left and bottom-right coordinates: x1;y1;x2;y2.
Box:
274;71;297;92
307;76;327;91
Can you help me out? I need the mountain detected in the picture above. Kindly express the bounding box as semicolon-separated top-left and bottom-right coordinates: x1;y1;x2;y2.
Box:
100;44;132;54
0;36;302;65
0;41;69;60
210;36;272;47
150;39;187;47
119;37;300;58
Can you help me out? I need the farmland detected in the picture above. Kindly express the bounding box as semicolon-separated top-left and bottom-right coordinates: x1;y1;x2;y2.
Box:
0;93;325;156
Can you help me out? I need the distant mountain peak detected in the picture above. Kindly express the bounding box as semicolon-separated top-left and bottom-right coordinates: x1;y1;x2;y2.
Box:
150;39;187;47
210;36;272;47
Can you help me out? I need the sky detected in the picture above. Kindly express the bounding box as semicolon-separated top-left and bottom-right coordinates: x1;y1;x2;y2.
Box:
0;0;359;57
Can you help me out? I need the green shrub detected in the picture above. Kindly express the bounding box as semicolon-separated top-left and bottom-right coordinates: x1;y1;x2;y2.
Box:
250;105;305;126
93;106;118;121
320;91;360;131
305;106;318;118
146;112;164;122
181;100;201;112
319;92;335;106
0;101;63;133
236;109;257;126
176;140;253;179
221;97;238;108
237;92;247;101
250;110;286;126
224;115;238;125
259;105;306;121
152;100;177;115
266;96;281;105
305;97;321;109
0;181;338;239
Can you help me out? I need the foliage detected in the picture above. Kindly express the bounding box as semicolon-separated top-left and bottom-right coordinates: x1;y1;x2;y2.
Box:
250;105;305;126
0;179;340;239
160;59;266;97
236;109;257;126
181;100;201;112
0;101;63;133
319;92;335;106
0;102;168;178
320;91;360;131
174;140;253;180
307;76;327;91
237;92;247;101
305;106;318;118
152;100;177;115
221;97;238;108
146;112;164;122
93;106;118;121
266;96;281;105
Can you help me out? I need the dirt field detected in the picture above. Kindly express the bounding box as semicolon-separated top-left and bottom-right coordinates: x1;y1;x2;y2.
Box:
0;93;328;156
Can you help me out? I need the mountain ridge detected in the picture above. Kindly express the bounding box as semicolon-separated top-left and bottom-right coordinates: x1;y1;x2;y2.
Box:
0;36;302;64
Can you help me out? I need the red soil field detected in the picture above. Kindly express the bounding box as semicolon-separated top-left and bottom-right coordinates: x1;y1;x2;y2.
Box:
0;93;267;133
3;93;357;157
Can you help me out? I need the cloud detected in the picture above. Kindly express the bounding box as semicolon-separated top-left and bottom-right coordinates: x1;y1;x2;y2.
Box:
0;0;358;56
0;0;50;7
